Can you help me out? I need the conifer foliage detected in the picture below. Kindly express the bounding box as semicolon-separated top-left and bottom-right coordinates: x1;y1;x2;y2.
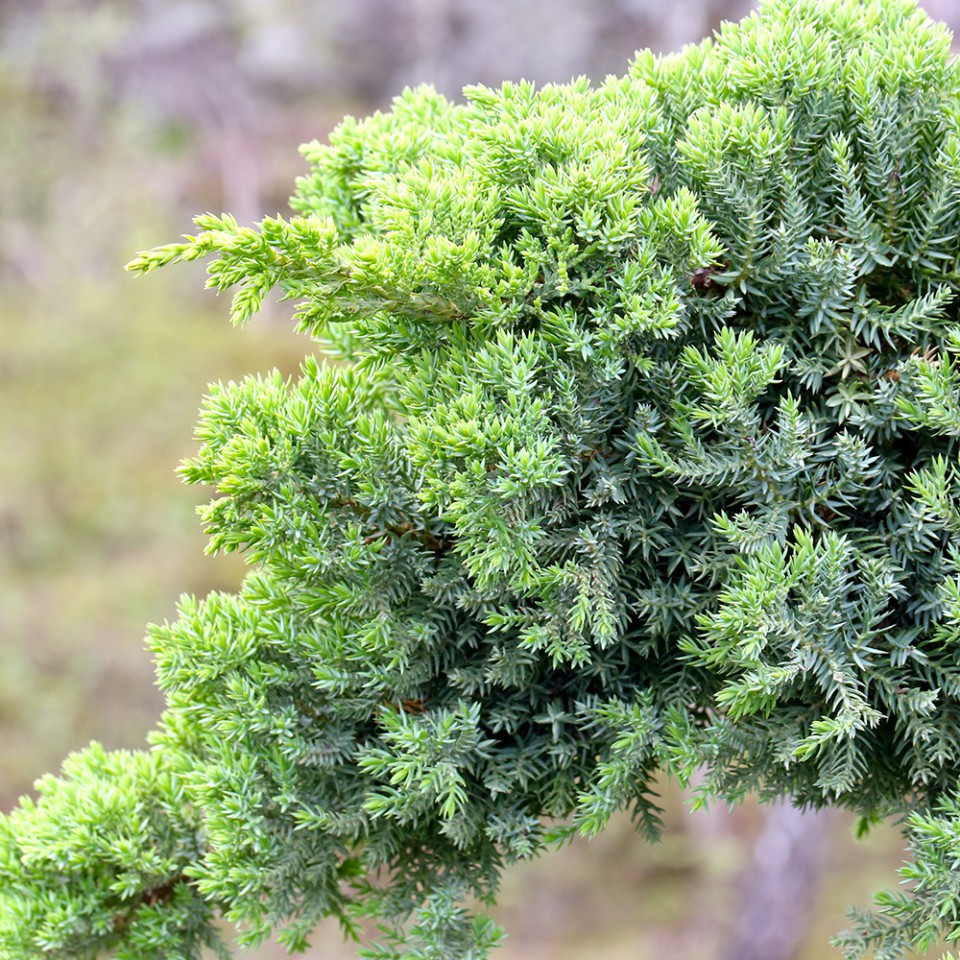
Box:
6;0;960;956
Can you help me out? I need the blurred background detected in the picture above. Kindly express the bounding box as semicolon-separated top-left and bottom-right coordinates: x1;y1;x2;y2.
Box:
2;1;960;958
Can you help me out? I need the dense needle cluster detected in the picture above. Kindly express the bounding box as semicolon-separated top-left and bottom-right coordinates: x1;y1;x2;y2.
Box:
5;1;960;957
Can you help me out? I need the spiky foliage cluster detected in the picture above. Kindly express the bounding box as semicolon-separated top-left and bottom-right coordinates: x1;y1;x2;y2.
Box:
5;0;960;956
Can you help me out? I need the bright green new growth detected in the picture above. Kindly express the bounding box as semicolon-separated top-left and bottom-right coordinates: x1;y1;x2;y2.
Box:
6;0;960;956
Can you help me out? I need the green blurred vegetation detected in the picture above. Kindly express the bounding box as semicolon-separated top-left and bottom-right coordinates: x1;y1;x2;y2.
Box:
0;3;946;958
0;2;308;800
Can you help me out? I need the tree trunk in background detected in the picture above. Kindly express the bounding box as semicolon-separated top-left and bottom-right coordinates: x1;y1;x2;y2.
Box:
720;802;834;960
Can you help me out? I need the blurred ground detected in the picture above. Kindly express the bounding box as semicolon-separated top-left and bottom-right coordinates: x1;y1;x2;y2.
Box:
1;2;958;958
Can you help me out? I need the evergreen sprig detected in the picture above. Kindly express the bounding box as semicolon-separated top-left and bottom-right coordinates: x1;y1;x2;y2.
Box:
7;0;960;956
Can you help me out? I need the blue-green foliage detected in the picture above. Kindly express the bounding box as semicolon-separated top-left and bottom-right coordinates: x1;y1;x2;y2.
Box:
6;0;960;956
